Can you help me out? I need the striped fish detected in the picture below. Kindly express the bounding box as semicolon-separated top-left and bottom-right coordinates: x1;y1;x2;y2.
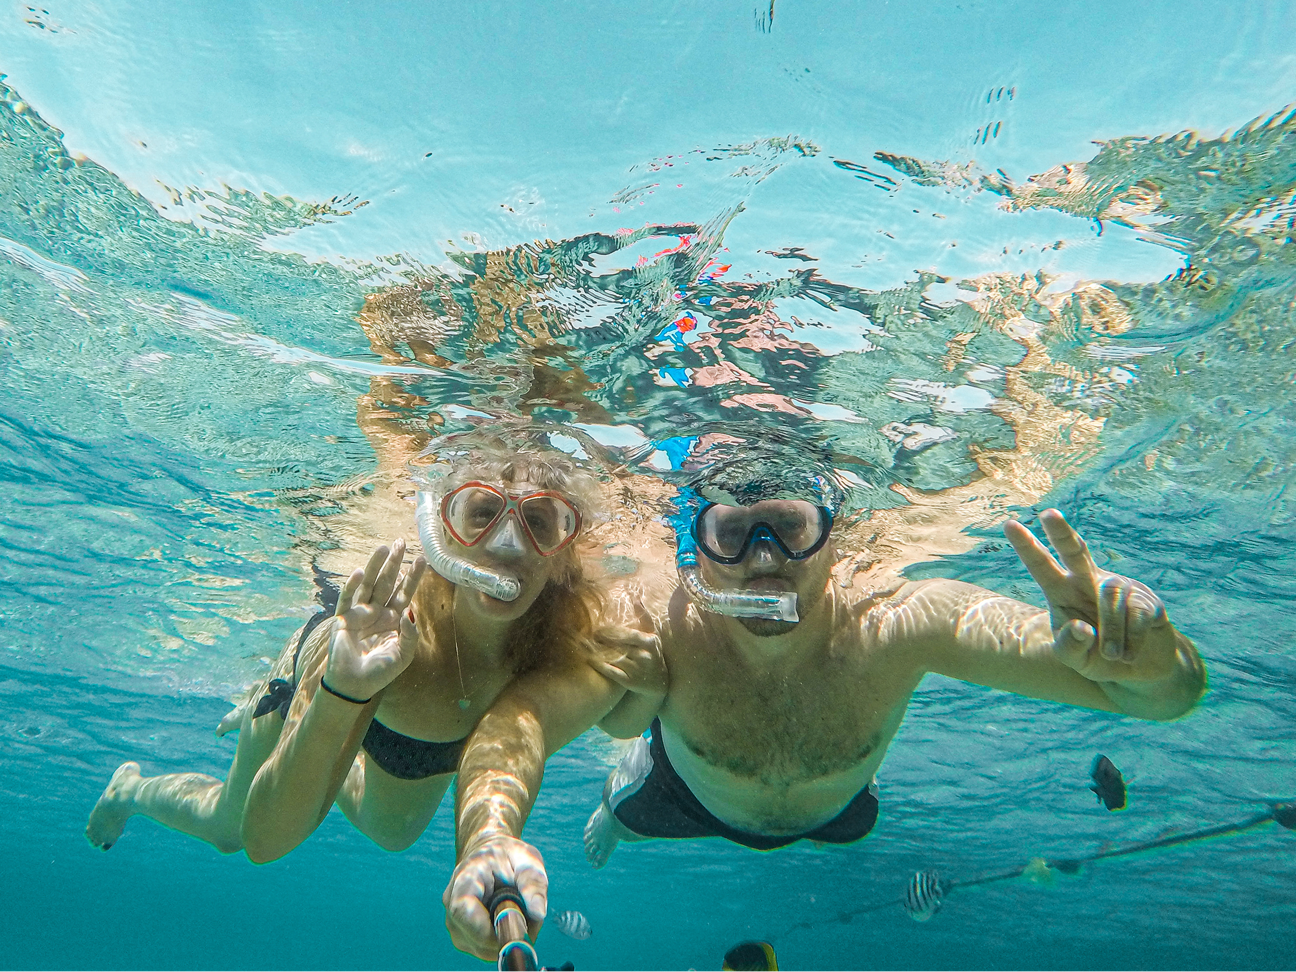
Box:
553;910;592;940
903;870;944;922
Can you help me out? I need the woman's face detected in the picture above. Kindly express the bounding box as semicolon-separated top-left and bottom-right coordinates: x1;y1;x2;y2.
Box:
448;478;573;622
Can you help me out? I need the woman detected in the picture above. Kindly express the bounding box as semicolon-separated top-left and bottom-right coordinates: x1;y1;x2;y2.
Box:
86;437;664;860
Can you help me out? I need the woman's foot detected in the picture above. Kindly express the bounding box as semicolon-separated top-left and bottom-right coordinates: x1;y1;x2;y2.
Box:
85;762;142;850
215;699;248;737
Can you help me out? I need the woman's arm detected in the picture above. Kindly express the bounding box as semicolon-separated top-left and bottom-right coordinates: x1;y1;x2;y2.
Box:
242;542;425;863
240;629;379;862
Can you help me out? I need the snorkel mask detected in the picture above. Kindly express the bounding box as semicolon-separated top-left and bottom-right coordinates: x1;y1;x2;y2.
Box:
412;427;594;603
671;469;843;623
416;492;523;601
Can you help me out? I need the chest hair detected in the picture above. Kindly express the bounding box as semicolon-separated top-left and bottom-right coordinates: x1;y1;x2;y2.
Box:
672;645;886;785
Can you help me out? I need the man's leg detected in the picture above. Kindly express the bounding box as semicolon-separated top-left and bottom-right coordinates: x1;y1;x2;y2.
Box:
583;735;654;868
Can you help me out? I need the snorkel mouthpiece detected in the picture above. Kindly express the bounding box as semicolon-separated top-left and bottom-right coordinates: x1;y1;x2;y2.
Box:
415;491;522;602
671;488;799;623
678;549;800;623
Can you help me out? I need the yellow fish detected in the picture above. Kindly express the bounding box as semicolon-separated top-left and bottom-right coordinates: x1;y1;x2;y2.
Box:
723;940;778;971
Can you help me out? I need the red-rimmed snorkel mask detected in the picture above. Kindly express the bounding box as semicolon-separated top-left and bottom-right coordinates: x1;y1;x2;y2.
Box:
440;481;582;557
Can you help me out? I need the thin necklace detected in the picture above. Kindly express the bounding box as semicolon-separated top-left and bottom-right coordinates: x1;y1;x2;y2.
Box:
450;599;471;710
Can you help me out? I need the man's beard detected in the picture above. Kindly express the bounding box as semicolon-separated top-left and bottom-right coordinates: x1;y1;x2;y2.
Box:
737;616;798;637
735;578;826;637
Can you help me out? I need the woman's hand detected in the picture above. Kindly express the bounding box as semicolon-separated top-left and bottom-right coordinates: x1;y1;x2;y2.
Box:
324;539;427;701
443;836;547;961
588;625;667;698
1004;509;1179;685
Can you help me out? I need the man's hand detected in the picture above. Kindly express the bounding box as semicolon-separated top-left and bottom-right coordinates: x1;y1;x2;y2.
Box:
1004;509;1177;685
588;626;667;698
325;540;427;700
443;836;548;961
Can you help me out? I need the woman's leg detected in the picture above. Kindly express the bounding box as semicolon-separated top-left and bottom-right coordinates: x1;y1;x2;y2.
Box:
86;706;286;853
86;636;301;854
335;753;452;852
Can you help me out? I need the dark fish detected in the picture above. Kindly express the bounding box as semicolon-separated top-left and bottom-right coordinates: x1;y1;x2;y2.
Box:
1275;803;1296;831
723;940;779;971
552;910;591;940
903;870;944;922
1090;754;1127;811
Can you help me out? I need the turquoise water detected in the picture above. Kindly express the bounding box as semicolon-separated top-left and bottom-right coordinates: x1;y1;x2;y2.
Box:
2;2;1295;968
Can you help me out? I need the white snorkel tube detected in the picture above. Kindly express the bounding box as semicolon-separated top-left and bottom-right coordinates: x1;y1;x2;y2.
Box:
671;488;799;623
677;545;799;623
415;490;522;602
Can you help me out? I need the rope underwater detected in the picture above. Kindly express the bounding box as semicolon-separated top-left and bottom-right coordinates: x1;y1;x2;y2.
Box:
785;800;1296;933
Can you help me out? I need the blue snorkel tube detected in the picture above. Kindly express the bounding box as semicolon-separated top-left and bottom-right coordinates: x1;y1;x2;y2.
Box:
671;488;799;623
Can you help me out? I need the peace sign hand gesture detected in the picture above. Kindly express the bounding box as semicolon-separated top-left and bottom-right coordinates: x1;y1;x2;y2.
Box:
325;539;427;701
1003;509;1178;686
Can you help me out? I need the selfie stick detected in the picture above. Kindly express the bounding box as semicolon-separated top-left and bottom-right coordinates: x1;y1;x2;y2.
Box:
489;885;538;972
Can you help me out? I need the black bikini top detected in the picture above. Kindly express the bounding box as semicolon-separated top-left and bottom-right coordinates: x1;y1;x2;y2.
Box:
361;717;468;780
253;571;341;721
253;608;332;720
253;578;467;781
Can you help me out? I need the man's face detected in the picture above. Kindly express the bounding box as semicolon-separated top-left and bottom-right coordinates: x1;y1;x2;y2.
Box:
695;499;834;636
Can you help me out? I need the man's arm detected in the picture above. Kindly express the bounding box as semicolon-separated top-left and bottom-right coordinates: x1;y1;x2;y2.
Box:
594;626;668;738
598;687;665;738
455;661;623;852
884;509;1205;721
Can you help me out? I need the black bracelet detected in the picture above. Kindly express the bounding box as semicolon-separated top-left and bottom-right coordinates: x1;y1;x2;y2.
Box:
319;677;372;706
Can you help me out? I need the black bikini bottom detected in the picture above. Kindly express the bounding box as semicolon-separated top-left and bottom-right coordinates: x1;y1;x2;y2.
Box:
613;719;878;850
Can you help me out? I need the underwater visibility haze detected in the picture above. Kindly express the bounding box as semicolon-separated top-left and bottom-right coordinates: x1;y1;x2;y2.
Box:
1;1;1295;969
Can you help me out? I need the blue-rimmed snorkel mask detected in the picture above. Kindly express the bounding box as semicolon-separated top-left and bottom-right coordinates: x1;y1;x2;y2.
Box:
671;487;797;622
670;471;843;623
692;500;833;566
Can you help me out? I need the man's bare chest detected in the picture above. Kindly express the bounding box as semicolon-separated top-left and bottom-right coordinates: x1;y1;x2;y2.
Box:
663;649;908;784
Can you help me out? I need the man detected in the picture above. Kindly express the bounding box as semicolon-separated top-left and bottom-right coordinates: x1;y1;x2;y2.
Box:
440;481;1205;960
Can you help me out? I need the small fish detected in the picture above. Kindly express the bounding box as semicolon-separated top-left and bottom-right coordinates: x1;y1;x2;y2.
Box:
552;910;592;941
723;940;778;971
903;870;944;922
1090;754;1127;811
1268;803;1296;831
